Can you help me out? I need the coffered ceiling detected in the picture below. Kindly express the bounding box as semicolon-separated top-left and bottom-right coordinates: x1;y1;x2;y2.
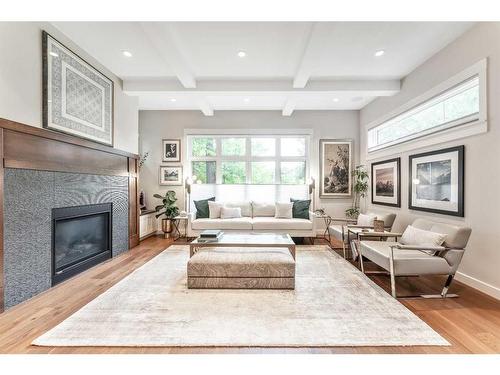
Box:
52;22;473;116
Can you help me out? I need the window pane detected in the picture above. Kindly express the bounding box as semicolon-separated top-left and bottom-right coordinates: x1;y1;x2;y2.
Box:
280;162;305;184
222;162;246;184
221;138;246;156
251;162;275;184
281;138;305;156
191;138;216;157
251;138;275;156
192;161;216;184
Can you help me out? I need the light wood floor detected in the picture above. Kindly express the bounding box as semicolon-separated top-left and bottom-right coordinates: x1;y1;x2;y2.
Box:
0;235;499;354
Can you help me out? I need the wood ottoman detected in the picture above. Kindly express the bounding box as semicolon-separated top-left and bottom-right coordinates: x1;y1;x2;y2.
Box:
187;247;296;289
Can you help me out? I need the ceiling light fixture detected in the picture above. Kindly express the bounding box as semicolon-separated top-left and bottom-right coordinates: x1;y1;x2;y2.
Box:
170;98;177;102
49;51;59;58
237;51;247;58
244;98;250;103
374;50;385;57
332;98;340;102
122;50;133;58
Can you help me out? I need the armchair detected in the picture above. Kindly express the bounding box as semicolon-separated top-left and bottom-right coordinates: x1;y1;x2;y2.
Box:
359;218;472;298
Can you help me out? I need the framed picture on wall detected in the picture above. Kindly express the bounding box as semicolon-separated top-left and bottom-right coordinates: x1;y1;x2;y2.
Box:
162;139;181;162
319;139;353;198
371;157;401;207
159;166;183;186
42;31;114;146
409;146;464;217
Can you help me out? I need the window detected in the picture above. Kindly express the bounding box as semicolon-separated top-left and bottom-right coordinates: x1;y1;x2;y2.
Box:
368;75;481;152
188;135;308;184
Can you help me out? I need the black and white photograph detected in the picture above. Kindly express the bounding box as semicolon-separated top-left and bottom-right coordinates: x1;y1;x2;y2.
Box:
162;139;181;162
319;139;353;198
159;166;183;186
371;157;401;207
409;146;464;216
42;31;114;146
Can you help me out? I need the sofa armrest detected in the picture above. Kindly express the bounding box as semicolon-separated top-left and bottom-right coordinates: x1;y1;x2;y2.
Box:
309;211;317;234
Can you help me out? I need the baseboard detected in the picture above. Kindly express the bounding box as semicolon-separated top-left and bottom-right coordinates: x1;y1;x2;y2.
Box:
455;271;500;300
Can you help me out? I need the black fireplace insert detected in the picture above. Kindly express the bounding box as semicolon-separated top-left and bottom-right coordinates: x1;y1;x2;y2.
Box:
51;203;112;285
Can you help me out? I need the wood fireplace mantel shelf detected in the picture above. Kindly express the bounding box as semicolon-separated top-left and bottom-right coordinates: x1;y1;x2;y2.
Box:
0;118;140;312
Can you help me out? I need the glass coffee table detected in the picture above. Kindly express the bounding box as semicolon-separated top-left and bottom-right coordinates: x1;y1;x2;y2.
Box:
189;233;296;259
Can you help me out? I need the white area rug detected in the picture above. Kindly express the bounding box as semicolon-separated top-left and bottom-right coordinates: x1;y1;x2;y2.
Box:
33;245;448;347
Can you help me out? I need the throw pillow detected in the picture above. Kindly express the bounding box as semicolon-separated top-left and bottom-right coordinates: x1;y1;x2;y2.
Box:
275;202;293;219
290;198;311;219
400;225;447;247
208;201;224;219
357;213;377;226
194;197;215;219
220;206;242;219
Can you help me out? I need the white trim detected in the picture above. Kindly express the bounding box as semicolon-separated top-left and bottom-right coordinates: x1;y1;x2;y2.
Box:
365;58;487;157
184;128;313;136
456;271;500;301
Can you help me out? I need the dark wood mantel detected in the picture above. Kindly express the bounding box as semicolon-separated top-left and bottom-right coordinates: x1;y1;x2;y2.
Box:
0;118;140;312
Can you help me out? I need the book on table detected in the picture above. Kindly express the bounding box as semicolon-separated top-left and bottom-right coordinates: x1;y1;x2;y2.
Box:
199;230;223;238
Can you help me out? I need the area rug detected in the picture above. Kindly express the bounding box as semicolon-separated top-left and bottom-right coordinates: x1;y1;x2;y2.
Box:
33;245;448;347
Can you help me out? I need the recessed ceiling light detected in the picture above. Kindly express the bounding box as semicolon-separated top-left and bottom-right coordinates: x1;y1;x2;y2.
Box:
122;50;133;58
49;51;59;58
170;98;177;103
237;51;247;58
374;50;385;57
244;98;250;103
332;98;340;102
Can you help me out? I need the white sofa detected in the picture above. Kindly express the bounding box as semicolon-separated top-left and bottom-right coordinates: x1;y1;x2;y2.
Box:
187;201;316;238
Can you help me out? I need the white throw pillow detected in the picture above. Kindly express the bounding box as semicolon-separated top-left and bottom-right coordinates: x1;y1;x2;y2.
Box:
252;201;276;217
208;201;224;219
222;201;252;217
357;213;377;226
275;202;293;219
220;206;242;219
400;225;447;246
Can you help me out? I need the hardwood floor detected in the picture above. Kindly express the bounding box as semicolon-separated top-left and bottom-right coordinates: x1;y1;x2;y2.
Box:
0;235;499;354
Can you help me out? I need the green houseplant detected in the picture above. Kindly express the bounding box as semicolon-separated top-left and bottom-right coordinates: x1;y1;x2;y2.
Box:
154;190;180;237
345;165;369;219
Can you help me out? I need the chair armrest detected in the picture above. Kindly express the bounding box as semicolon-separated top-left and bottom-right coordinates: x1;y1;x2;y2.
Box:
330;217;357;224
390;244;446;252
187;212;196;224
346;224;373;229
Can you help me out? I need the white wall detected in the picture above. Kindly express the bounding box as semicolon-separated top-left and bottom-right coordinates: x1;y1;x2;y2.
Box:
139;110;359;231
360;23;500;299
0;22;138;154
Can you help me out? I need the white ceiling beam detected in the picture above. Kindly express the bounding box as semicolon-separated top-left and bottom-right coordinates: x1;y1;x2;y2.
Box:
199;100;214;116
139;22;197;89
293;23;316;89
282;99;296;116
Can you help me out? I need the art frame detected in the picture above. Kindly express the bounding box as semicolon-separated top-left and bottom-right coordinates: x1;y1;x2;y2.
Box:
409;146;464;217
371;157;401;207
319;139;353;199
42;31;114;146
159;165;183;186
162;139;181;162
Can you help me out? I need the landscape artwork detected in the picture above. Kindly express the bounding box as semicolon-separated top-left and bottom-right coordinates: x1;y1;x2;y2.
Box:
319;139;352;198
162;139;181;162
409;146;464;217
159;166;183;186
371;158;400;207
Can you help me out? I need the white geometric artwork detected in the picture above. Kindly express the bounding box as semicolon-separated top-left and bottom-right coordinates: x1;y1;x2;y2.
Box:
43;31;113;146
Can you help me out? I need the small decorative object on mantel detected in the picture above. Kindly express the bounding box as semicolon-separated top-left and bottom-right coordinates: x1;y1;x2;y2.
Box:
159;166;183;186
345;165;369;219
42;31;114;146
319;139;353;198
162;139;181;162
154;191;180;238
371;158;401;207
409;145;464;217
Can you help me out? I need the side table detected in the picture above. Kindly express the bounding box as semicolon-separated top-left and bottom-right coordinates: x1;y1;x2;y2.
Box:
172;216;189;241
316;215;333;244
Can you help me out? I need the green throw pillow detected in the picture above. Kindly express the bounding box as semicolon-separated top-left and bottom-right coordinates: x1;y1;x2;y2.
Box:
290;198;311;219
194;197;215;219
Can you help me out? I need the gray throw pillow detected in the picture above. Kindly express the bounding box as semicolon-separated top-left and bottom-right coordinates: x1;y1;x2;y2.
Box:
290;198;311;219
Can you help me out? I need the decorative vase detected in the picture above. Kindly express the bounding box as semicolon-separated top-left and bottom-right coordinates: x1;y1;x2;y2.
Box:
162;218;173;238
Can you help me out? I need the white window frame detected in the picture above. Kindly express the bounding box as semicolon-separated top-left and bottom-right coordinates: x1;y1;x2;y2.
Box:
185;129;311;185
366;59;487;160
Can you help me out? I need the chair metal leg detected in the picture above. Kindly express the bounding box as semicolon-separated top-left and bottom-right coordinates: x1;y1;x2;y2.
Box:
441;274;454;297
389;246;397;298
342;241;346;259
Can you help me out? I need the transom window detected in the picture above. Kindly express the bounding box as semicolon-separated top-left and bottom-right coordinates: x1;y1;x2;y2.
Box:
368;75;481;152
188;135;309;185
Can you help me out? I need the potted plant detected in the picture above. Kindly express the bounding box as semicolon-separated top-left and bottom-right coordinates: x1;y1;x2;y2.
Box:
345;165;369;219
154;190;180;238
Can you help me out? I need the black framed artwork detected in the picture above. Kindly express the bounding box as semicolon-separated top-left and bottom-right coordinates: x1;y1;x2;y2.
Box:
371;157;401;207
162;139;181;162
409;146;464;217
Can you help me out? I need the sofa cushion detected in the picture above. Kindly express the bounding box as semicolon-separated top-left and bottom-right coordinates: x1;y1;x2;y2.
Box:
290;198;311;219
191;217;252;230
222;201;252;217
252;217;312;230
252;201;276;217
194;197;215;219
220;206;242;219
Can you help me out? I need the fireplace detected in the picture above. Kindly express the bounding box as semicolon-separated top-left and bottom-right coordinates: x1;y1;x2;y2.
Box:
51;203;113;285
